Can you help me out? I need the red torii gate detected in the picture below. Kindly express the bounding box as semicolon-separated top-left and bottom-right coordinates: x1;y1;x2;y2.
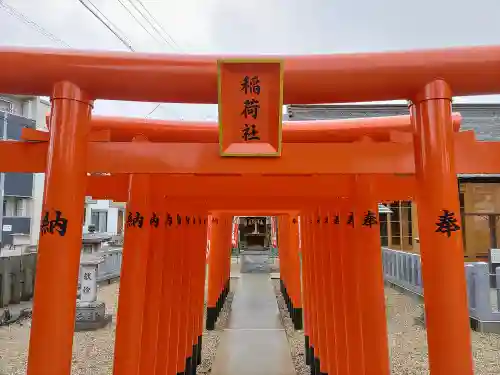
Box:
1;45;500;375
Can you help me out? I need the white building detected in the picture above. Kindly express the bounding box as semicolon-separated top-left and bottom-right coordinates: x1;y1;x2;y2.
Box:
83;199;125;235
0;95;126;248
0;94;49;246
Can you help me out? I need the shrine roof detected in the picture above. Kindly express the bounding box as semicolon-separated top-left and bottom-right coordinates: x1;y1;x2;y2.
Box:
287;103;500;141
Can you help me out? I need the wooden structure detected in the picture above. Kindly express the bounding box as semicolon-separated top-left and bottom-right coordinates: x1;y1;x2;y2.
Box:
238;216;269;248
288;103;500;260
2;45;500;374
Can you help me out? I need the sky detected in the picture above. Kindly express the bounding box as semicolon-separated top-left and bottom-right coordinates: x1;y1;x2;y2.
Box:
1;0;500;121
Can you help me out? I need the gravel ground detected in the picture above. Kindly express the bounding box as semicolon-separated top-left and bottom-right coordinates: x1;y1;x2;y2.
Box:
386;286;500;375
198;284;234;375
273;280;310;375
0;280;234;375
273;280;500;375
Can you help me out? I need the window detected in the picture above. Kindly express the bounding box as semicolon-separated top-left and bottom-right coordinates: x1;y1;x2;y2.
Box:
1;197;29;217
401;201;413;248
379;213;389;247
388;201;414;250
91;210;108;233
390;202;401;246
461;182;500;258
14;198;26;217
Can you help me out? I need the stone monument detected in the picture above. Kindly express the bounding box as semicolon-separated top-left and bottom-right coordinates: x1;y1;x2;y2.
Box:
75;254;112;331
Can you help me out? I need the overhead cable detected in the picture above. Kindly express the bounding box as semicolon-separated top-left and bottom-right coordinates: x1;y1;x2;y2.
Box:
78;0;135;51
115;0;165;48
133;0;182;50
124;0;178;50
0;1;71;47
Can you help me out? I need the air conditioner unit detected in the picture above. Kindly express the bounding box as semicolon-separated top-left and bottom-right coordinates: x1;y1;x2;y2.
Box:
0;99;13;113
85;196;97;204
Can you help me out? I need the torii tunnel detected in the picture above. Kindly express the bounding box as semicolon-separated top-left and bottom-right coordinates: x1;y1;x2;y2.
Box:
3;45;500;375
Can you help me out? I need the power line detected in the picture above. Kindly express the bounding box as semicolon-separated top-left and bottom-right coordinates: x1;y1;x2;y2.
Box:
78;0;135;51
84;0;132;45
145;103;161;118
124;0;178;51
1;1;177;120
117;0;183;116
133;0;182;50
0;1;71;47
115;0;165;48
145;103;183;119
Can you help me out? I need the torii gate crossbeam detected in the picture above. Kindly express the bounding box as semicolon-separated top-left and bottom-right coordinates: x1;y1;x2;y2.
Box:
1;45;500;103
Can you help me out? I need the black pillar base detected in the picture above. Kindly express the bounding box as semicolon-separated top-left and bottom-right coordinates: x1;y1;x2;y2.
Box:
184;357;196;375
218;288;224;315
208;281;230;331
293;307;303;330
314;357;321;375
185;357;192;375
280;280;304;331
206;307;217;330
222;279;230;304
305;335;310;365
216;293;222;314
310;347;316;374
197;335;202;365
191;344;198;374
217;294;222;313
207;280;232;331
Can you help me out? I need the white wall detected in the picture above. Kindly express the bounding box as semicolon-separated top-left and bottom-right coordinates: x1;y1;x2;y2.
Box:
107;206;119;233
30;98;50;245
30;174;45;245
83;200;121;234
0;95;23;116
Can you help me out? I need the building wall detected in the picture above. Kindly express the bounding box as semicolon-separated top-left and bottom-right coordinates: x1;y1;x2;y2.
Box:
83;199;124;235
0;95;50;245
381;201;417;252
31;172;45;245
0;96;128;243
288;103;500;140
377;183;500;261
29;98;50;245
288;103;500;260
0;96;23;116
0;99;34;245
459;181;500;261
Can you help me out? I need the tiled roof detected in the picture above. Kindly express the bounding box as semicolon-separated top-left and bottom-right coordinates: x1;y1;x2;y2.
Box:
287;103;500;141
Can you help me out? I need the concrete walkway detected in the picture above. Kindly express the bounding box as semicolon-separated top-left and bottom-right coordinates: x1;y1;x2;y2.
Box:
211;273;296;375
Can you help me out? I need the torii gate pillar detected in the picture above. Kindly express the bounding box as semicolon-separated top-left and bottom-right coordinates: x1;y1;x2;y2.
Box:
411;80;473;375
27;82;93;375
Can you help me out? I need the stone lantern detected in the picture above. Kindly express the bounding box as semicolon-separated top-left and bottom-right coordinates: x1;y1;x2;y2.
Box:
75;254;112;331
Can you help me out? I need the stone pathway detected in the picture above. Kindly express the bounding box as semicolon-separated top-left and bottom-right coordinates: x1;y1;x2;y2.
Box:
211;274;295;375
